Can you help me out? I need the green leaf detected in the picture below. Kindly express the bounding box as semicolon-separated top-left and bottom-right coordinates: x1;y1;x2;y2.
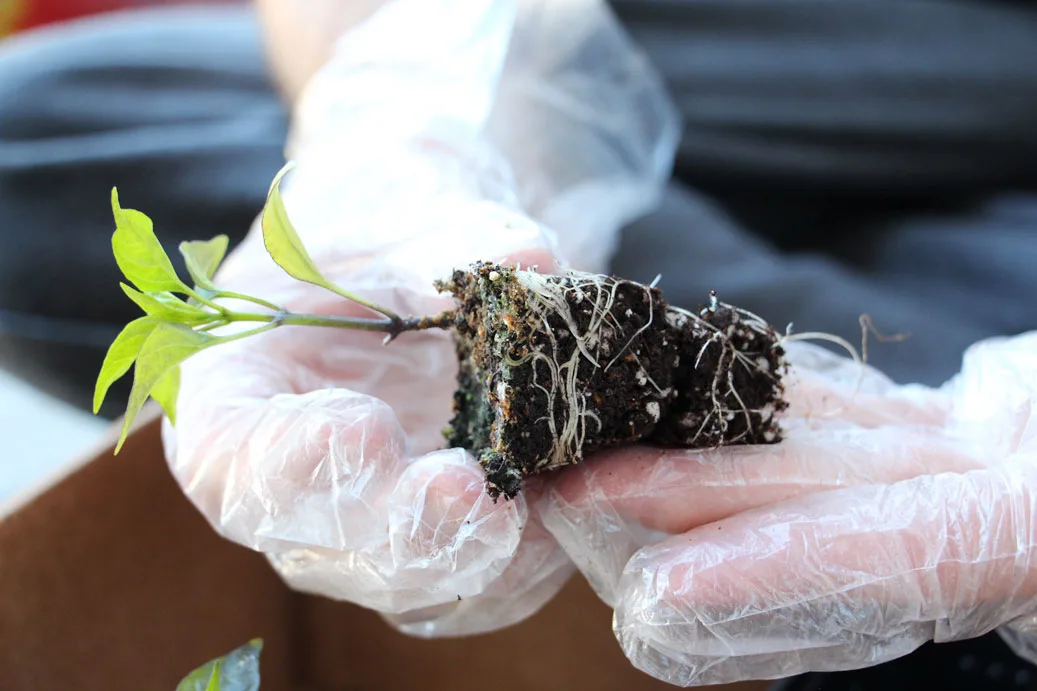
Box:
120;284;209;323
177;659;219;691
177;639;263;691
180;235;230;291
205;661;223;691
92;317;159;415
120;284;215;325
259;164;397;321
150;365;181;426
111;188;188;294
116;323;217;453
261;164;341;295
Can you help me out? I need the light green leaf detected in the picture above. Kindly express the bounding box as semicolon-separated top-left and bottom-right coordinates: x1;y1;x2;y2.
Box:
177;659;219;691
206;661;223;691
180;235;229;291
92;317;159;414
120;284;215;325
150;365;181;426
259;164;396;320
261;164;341;295
116;323;217;453
177;639;263;691
111;188;188;294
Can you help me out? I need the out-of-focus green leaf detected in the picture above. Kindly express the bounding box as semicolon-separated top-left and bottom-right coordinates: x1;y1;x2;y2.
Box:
205;661;223;691
180;235;229;291
176;640;263;691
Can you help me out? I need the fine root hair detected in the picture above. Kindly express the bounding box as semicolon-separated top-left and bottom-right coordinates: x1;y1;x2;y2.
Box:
667;293;782;446
514;268;653;468
778;312;911;418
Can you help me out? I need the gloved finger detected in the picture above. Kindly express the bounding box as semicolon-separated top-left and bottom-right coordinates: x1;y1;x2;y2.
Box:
381;481;576;636
165;327;518;611
170;376;536;613
164;235;568;616
262;456;575;621
262;448;533;613
539;424;985;603
612;455;1037;687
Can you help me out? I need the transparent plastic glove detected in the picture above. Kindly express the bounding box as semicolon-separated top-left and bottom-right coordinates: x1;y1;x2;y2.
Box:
540;334;1037;685
162;0;677;637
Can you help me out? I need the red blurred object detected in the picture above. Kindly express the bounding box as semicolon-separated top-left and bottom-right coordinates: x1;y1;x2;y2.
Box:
3;0;244;37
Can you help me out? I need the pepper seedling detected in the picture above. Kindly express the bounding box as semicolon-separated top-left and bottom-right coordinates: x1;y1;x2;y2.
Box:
95;164;451;454
95;163;801;499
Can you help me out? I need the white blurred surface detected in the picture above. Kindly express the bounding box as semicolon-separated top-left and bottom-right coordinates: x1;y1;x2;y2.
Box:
0;370;107;504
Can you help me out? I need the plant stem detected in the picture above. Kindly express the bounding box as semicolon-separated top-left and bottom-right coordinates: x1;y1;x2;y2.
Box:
323;285;402;323
223;308;456;340
218;322;280;344
184;287;225;313
214;290;283;312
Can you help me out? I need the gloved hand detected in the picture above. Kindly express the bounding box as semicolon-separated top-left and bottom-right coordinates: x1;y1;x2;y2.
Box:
540;334;1037;685
162;0;677;637
165;201;575;635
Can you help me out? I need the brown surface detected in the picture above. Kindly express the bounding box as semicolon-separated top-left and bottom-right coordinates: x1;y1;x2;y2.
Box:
0;414;771;691
300;577;764;691
0;413;296;691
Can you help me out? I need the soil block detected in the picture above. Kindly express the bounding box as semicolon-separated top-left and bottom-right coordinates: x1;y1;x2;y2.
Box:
437;262;788;500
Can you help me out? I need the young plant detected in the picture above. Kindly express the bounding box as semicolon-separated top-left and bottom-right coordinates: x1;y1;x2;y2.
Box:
95;165;452;453
95;163;794;499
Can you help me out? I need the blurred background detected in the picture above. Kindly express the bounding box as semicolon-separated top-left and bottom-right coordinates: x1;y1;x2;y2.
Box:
0;0;246;503
0;0;109;35
0;0;238;36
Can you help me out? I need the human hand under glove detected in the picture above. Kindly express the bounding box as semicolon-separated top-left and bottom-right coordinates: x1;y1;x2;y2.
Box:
540;334;1037;686
162;0;676;638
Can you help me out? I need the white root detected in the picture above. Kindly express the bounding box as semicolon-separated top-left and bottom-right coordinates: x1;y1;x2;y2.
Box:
726;366;753;444
776;313;906;419
630;350;669;397
667;299;782;447
771;310;910;422
517;270;621;367
604;283;655;372
513;268;656;470
670;304;767;375
506;271;797;467
528;319;602;471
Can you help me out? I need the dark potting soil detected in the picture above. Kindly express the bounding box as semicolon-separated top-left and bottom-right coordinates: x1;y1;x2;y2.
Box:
437;263;787;500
